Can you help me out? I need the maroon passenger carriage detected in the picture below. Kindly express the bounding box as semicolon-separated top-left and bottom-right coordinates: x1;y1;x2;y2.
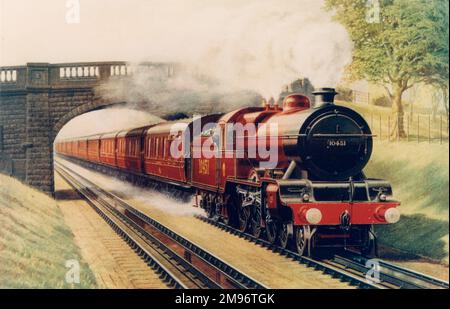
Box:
55;88;400;256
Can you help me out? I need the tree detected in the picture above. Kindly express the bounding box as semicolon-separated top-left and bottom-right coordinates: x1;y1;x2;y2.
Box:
325;0;449;137
420;0;449;128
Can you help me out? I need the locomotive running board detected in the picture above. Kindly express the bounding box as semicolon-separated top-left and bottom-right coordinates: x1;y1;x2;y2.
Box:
276;178;394;204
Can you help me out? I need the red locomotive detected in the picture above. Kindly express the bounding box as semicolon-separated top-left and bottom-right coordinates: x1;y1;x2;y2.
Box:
55;88;400;256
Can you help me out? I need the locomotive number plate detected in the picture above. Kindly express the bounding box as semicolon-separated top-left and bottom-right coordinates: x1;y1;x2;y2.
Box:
327;139;347;147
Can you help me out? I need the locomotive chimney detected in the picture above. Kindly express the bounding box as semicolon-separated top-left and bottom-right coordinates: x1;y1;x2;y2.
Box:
312;88;338;107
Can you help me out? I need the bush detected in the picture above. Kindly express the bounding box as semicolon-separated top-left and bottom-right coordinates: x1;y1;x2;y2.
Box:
371;95;392;107
335;87;353;102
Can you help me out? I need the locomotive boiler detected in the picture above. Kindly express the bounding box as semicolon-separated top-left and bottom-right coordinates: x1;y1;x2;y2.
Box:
55;87;400;256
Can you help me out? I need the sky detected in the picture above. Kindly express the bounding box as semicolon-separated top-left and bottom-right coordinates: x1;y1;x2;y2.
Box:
0;0;270;65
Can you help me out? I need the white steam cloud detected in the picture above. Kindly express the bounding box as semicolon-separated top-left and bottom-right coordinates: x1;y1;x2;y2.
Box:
97;0;353;112
55;108;162;140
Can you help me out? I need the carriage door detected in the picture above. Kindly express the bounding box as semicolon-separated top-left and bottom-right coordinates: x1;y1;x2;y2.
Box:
140;128;146;172
215;124;226;189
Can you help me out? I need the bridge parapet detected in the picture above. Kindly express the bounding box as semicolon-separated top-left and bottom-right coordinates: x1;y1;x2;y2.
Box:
0;61;175;93
0;61;128;92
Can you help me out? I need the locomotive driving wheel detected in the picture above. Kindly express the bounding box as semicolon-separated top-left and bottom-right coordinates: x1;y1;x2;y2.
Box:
294;226;309;256
278;223;289;249
238;206;251;232
249;202;263;238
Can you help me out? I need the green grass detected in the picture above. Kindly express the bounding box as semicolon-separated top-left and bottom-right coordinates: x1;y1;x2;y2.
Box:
0;175;97;288
364;142;449;262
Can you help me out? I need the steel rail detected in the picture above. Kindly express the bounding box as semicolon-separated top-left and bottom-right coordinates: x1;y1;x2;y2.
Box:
56;164;198;289
55;161;267;289
332;253;449;289
195;216;380;289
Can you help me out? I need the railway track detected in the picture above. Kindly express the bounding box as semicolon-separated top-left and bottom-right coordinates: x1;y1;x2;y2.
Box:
196;216;449;289
55;161;267;290
329;253;449;289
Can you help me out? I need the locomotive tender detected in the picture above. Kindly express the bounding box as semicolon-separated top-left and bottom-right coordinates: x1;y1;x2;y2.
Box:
55;88;400;256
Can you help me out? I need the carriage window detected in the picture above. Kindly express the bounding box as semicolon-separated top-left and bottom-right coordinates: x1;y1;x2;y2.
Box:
150;138;153;157
163;138;166;158
149;138;153;157
156;138;159;157
220;125;225;150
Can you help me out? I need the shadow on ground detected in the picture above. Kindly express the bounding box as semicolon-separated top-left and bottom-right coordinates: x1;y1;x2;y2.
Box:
55;189;82;201
376;213;449;262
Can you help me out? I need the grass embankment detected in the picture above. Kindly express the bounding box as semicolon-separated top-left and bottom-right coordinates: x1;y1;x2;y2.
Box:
365;142;449;263
0;174;97;288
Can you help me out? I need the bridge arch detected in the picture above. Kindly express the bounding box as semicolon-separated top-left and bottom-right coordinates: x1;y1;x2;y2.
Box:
0;61;174;195
52;100;128;140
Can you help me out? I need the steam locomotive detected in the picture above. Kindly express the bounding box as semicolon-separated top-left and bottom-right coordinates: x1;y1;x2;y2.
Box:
55;88;400;256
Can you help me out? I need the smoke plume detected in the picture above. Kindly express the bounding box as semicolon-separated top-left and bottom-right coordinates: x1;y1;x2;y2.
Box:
96;0;353;116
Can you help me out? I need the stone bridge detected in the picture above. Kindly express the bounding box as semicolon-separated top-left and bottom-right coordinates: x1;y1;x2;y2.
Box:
0;61;174;195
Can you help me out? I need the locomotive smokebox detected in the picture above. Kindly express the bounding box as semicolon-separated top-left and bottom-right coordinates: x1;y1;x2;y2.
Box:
312;88;338;107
